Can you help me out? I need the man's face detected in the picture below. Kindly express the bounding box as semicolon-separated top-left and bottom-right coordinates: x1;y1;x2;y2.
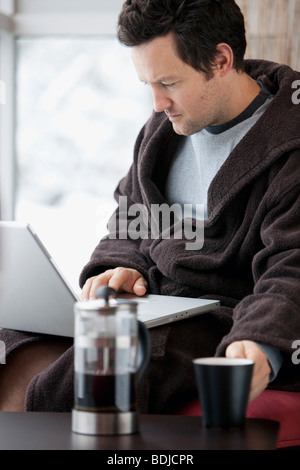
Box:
131;32;224;136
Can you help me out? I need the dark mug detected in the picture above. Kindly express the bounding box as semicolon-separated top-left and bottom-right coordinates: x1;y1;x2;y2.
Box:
193;357;254;429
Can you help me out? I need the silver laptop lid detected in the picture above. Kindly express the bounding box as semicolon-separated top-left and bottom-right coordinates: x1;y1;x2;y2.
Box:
0;221;219;337
0;222;78;337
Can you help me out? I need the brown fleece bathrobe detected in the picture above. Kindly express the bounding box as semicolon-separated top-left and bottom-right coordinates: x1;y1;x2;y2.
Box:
1;59;300;413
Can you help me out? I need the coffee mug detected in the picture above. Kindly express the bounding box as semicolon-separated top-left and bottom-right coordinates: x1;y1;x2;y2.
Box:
193;357;254;429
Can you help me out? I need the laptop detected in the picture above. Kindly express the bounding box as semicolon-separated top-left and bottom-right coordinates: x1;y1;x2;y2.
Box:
0;221;220;336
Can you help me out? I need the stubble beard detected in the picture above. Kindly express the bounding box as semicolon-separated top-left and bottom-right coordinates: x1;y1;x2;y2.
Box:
172;117;207;136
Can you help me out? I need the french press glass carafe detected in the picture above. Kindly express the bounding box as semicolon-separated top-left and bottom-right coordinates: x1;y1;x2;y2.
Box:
72;286;151;435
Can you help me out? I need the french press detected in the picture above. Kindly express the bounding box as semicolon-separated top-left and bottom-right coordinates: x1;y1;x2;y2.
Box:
72;286;151;435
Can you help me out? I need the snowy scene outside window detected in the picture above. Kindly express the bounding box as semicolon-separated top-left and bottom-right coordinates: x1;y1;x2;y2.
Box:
15;37;152;293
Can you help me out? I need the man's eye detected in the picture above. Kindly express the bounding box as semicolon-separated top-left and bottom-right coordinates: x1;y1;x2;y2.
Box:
162;83;175;88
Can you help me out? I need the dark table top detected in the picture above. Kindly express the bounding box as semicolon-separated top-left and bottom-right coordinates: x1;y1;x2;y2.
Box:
0;412;279;451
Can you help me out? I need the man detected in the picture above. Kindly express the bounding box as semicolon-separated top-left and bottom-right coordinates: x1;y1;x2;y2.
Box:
0;0;299;413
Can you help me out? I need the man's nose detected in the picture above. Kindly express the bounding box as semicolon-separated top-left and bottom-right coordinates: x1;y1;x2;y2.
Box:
151;87;172;113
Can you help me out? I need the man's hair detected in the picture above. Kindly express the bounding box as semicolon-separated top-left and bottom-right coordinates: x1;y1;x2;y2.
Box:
117;0;247;76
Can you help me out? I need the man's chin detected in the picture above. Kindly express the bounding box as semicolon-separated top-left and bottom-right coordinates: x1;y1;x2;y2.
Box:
172;120;204;136
171;122;187;136
172;123;193;137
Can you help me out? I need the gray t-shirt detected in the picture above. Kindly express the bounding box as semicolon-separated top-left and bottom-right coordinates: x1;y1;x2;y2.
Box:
165;86;273;219
165;84;282;381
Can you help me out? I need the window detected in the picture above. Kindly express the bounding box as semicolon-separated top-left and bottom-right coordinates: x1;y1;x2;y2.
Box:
15;36;152;292
0;26;14;222
0;0;13;15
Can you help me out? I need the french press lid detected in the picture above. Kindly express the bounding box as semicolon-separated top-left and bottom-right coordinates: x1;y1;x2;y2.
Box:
75;285;138;315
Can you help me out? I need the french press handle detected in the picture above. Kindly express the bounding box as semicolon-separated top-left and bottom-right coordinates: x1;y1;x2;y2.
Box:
96;285;151;382
137;320;151;382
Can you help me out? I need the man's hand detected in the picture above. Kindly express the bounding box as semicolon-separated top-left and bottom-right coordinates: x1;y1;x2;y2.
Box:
81;267;148;301
225;340;271;401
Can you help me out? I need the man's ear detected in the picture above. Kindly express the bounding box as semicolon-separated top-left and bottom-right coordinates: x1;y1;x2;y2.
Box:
214;43;234;77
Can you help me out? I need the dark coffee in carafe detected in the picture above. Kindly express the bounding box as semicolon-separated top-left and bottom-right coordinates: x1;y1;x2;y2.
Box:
74;372;137;413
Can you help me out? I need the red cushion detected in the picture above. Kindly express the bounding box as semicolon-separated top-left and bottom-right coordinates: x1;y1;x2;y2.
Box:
177;390;300;448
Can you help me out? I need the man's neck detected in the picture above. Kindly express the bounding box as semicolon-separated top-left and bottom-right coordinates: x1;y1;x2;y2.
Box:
221;72;262;124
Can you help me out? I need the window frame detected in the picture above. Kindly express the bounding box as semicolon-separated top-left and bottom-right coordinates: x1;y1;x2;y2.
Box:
0;7;15;219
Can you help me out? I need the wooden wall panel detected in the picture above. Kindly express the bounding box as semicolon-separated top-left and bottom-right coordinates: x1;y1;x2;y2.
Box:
236;0;300;69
